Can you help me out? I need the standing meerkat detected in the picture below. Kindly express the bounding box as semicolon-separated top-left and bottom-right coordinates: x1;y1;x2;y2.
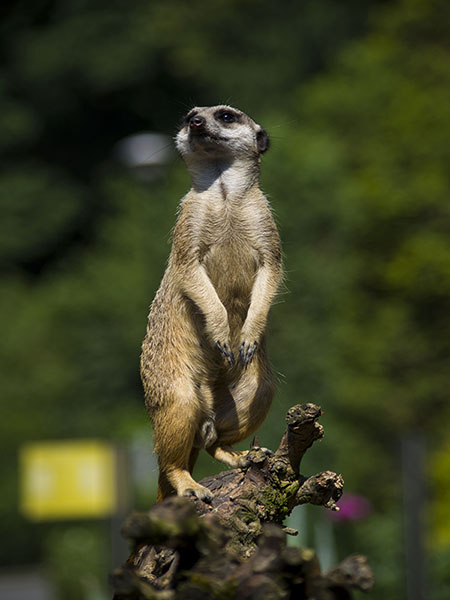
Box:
141;105;282;501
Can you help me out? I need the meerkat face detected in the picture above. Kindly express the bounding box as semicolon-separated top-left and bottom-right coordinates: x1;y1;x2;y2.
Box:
176;105;269;160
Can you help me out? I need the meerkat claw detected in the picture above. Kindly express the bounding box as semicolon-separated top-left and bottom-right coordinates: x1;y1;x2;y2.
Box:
183;485;213;503
215;341;235;366
239;341;258;367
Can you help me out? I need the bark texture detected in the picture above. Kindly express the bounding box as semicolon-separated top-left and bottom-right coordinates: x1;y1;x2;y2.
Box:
111;404;374;599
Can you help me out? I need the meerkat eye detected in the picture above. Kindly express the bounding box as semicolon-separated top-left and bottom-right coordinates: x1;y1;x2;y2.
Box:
218;112;236;123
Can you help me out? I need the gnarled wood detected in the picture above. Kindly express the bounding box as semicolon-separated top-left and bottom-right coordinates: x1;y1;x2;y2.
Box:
111;404;373;599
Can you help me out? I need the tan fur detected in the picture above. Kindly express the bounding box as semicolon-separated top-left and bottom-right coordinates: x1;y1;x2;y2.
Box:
140;106;282;501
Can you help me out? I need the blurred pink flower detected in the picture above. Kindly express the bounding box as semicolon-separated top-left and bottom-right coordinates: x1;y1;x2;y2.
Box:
328;493;373;522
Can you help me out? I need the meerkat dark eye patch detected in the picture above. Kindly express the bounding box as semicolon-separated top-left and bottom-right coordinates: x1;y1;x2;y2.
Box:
256;128;270;153
214;109;242;124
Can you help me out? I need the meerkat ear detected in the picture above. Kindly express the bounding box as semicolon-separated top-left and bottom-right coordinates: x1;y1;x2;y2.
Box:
256;128;270;154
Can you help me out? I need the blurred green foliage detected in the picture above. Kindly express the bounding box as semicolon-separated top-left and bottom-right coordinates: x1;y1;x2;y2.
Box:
1;0;449;598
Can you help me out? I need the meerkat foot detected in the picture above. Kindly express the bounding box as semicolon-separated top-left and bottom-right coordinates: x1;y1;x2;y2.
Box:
167;469;213;503
235;450;251;468
207;445;250;468
181;482;213;502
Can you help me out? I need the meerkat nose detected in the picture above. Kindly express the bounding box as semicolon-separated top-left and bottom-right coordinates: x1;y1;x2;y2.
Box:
189;115;206;129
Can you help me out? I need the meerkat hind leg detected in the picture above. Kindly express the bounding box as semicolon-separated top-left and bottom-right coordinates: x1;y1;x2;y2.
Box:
157;458;213;502
153;400;213;502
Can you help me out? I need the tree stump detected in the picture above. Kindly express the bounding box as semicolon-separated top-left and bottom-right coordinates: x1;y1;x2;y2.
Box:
111;404;374;599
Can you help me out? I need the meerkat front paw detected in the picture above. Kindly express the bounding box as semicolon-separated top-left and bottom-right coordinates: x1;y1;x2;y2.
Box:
215;340;235;366
239;340;258;367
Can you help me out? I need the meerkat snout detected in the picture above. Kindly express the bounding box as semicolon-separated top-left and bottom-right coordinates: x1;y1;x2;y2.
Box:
188;115;206;131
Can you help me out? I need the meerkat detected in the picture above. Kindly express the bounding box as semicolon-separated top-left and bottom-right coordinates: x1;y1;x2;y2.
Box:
140;105;282;501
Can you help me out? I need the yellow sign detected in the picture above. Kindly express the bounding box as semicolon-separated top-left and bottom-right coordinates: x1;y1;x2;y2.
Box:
20;440;118;520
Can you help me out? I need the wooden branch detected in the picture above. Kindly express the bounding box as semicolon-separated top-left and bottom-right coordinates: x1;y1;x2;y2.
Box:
111;404;373;599
273;403;324;474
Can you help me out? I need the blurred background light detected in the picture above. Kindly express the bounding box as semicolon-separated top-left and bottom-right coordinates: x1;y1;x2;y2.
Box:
114;133;173;180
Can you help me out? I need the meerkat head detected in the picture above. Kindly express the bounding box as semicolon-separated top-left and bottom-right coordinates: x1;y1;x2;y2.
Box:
176;105;269;161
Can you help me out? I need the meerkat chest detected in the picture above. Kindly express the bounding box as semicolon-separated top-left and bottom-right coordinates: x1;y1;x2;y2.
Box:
200;201;260;291
202;199;258;253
